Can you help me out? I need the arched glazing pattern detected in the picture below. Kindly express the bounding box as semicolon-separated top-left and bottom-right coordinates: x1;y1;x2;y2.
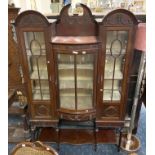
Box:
103;31;128;102
24;32;50;100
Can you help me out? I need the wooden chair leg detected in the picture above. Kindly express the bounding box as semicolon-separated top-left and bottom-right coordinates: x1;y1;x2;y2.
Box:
57;128;60;151
30;127;36;142
118;129;122;152
22;114;29;131
94;121;97;151
35;127;42;140
57;120;61;151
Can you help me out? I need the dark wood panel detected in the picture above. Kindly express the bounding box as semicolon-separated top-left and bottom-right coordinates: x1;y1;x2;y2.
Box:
55;4;98;36
97;129;116;144
39;128;58;142
38;128;117;144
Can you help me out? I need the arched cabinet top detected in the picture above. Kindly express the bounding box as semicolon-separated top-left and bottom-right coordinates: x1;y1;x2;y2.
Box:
58;3;95;24
15;10;50;27
101;9;138;26
54;3;98;36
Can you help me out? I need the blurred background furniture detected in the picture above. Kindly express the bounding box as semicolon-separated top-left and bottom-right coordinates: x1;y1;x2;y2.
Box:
8;5;29;143
8;91;29;143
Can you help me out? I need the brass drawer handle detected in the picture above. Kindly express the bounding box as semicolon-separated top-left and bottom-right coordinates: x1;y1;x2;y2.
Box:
82;51;86;54
72;51;78;54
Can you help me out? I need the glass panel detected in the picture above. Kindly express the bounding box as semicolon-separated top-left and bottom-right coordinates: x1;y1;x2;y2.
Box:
104;56;114;79
76;54;94;110
24;32;50;100
103;31;128;102
104;80;112;90
106;31;128;55
30;57;48;79
103;80;122;101
31;40;41;55
58;54;75;110
112;90;121;101
103;90;112;101
24;32;45;50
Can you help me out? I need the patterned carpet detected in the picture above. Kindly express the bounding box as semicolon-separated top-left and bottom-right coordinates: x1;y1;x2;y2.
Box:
8;105;146;155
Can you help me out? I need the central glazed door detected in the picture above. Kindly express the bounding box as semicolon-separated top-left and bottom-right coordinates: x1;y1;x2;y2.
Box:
54;49;98;119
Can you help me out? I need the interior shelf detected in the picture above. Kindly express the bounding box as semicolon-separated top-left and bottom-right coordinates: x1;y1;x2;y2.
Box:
59;76;93;81
60;93;92;97
59;64;93;70
32;81;49;90
32;86;49;90
104;70;123;79
104;80;121;90
77;97;93;110
30;70;48;79
60;96;92;110
59;78;93;89
32;90;50;100
103;90;121;101
60;96;75;110
106;49;126;55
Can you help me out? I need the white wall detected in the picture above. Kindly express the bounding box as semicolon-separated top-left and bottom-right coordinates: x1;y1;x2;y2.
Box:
9;0;29;12
9;0;51;14
36;0;51;15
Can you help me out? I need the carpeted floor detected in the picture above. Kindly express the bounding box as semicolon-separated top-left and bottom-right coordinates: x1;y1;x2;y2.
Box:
8;105;146;155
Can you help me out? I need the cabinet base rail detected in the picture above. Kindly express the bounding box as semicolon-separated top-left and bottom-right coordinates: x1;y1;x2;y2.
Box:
30;121;123;152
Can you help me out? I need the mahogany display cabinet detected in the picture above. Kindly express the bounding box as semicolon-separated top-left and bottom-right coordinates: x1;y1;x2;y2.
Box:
14;4;140;147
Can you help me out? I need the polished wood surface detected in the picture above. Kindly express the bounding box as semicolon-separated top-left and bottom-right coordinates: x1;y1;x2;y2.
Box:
39;128;117;144
52;36;99;44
